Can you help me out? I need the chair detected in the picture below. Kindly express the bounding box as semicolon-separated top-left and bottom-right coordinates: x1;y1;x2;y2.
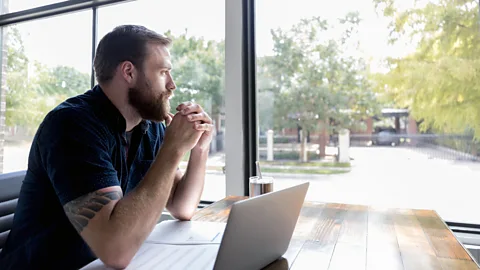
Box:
0;171;26;253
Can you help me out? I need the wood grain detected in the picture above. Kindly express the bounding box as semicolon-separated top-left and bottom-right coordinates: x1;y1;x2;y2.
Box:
283;202;326;268
414;210;472;260
192;196;244;222
290;203;347;270
366;207;403;270
328;204;368;270
394;209;443;270
191;197;480;270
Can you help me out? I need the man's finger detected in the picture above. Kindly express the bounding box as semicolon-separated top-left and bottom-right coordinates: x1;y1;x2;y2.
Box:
176;101;193;111
165;113;174;126
181;103;203;115
187;113;212;124
194;123;214;132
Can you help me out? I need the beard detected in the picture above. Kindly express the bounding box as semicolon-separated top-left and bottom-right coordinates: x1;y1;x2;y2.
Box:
128;74;171;122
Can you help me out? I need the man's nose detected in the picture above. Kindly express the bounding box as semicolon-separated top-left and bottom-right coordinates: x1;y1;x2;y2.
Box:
168;79;176;91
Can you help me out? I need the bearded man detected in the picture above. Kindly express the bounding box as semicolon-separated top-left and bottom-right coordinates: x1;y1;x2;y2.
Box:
0;25;213;270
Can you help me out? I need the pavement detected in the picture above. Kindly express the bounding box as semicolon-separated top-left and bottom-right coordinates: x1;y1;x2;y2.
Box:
198;146;480;225
5;142;480;224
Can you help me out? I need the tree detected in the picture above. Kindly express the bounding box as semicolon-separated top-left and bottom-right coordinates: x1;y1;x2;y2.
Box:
4;26;40;130
4;27;90;135
5;28;226;137
167;31;225;133
257;56;278;134
34;65;90;98
257;14;379;161
372;0;480;137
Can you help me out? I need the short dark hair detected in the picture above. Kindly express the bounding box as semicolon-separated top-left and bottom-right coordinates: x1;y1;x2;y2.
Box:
93;25;172;84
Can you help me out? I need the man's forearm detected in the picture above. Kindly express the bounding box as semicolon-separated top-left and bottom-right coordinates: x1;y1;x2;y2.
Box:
167;147;208;220
105;144;183;261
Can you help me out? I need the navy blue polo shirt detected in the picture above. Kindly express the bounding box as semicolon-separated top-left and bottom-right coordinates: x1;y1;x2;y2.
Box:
0;85;166;269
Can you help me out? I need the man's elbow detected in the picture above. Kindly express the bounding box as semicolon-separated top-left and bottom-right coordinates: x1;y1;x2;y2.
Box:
96;243;135;269
101;257;131;270
167;204;195;221
174;212;194;221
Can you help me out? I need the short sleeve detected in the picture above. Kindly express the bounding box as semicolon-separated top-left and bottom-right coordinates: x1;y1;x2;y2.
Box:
37;108;120;206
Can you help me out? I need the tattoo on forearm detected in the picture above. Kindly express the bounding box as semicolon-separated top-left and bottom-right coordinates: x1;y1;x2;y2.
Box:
64;190;122;233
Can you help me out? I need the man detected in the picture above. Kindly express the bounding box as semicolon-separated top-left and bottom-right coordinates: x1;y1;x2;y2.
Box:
0;25;213;269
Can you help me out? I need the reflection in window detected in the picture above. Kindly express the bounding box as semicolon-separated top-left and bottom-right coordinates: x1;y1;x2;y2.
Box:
98;0;226;201
1;11;92;173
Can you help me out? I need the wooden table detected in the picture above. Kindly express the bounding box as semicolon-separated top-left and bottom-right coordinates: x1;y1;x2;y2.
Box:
192;196;480;270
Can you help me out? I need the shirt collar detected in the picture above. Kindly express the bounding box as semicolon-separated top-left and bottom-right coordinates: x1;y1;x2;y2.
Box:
91;85;151;134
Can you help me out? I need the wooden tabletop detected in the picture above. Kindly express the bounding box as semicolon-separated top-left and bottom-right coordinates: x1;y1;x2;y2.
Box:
192;196;480;270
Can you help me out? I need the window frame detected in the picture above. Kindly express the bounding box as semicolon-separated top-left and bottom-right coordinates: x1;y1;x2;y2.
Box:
0;0;253;207
224;0;258;197
0;0;131;26
1;0;477;233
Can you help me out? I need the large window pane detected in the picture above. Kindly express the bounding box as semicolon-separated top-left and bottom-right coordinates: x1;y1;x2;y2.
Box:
1;10;92;173
256;0;480;224
2;0;65;14
98;0;226;201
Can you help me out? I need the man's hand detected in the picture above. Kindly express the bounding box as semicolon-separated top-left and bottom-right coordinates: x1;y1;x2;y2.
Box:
165;112;174;126
177;102;214;151
163;110;204;154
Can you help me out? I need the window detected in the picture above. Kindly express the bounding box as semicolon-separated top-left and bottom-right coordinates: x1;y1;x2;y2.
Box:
2;0;65;14
2;10;92;173
256;0;480;224
98;0;226;201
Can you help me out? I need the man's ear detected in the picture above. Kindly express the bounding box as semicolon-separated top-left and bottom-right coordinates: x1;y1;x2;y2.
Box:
119;61;137;85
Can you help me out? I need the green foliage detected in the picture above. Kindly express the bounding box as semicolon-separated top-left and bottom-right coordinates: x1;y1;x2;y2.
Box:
167;30;225;117
5;27;46;131
256;14;380;135
260;160;351;168
5;17;381;141
33;65;90;97
4;26;90;134
4;28;225;136
259;136;295;145
372;0;480;137
259;150;320;161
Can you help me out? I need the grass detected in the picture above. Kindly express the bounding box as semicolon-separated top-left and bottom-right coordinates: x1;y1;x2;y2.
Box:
178;165;349;175
259;161;351;168
180;155;351;175
262;167;350;175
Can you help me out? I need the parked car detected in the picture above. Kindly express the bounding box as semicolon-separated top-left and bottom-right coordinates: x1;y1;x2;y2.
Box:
372;130;401;146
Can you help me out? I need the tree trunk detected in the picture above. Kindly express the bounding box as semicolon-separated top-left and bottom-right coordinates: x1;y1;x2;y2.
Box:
319;120;328;158
300;130;308;162
213;113;221;133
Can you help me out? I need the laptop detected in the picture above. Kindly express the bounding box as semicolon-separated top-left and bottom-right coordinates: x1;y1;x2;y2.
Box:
82;182;309;270
212;182;309;270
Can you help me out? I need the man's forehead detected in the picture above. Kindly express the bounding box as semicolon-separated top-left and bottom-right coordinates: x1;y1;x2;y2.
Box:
146;43;171;67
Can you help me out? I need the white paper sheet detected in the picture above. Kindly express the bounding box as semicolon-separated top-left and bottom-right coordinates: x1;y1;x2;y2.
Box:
81;243;220;270
145;220;226;245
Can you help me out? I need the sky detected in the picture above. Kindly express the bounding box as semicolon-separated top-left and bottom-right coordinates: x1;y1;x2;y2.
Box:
7;0;420;74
